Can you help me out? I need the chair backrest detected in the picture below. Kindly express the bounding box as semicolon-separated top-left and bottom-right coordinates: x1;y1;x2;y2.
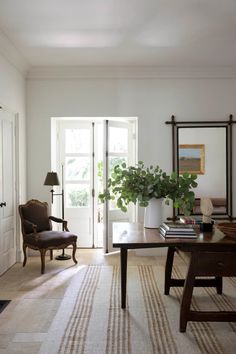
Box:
19;199;52;235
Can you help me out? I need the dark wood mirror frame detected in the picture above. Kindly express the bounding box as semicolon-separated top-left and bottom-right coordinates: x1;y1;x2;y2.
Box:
166;115;235;220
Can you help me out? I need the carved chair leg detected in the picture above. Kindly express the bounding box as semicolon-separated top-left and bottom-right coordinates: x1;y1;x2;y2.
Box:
72;242;78;264
40;249;46;274
50;249;53;260
23;244;27;267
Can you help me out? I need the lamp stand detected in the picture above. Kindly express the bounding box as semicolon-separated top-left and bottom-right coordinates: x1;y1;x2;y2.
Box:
53;188;72;260
54;166;72;261
55;250;71;261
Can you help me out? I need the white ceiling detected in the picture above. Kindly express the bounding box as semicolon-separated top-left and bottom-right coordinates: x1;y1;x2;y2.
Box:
1;0;236;68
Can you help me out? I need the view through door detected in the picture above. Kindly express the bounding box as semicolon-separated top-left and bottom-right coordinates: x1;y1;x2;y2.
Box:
53;118;137;251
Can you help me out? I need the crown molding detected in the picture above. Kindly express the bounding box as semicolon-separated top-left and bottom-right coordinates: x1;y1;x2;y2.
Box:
0;30;29;75
27;65;236;80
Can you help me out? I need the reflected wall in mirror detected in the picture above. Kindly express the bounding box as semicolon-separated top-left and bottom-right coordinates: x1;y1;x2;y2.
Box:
178;127;227;215
166;115;235;219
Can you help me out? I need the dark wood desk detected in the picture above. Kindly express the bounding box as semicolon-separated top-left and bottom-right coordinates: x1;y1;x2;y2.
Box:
113;222;236;332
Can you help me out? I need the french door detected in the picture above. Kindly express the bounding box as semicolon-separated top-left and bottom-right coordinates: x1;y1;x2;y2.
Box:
104;120;137;252
58;121;94;248
56;118;137;251
0;109;16;275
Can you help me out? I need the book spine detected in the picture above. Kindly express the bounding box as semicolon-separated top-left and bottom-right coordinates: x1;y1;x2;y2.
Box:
162;234;197;238
159;226;196;237
161;224;195;232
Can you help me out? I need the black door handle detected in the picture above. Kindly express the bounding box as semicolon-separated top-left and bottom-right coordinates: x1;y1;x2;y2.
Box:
0;202;6;207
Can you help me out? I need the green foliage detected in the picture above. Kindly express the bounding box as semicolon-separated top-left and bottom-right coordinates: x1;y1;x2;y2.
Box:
97;157;127;183
99;161;198;215
69;189;89;207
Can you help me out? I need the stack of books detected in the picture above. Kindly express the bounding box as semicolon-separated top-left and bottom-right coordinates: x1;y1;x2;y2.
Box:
159;222;197;238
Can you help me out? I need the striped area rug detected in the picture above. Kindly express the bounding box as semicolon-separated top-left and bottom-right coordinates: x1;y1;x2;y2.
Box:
40;265;236;354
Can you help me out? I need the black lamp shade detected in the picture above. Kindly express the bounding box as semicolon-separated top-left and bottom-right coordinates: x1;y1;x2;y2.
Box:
44;172;60;186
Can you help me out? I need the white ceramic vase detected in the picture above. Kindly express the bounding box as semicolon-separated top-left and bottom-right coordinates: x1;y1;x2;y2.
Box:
144;198;163;228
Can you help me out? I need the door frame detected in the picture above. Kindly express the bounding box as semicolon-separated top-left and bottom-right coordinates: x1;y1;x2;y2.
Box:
0;106;18;272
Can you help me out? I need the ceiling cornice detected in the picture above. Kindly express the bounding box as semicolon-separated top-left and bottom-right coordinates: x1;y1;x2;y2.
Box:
0;30;29;75
26;65;236;80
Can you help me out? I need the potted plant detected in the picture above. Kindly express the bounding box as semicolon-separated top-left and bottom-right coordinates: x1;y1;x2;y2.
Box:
99;161;198;228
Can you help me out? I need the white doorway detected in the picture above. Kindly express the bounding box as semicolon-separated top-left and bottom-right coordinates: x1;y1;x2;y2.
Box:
52;117;137;251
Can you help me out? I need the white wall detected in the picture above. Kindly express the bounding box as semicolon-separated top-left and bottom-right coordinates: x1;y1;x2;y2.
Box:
26;73;236;219
0;53;27;259
0;54;26;201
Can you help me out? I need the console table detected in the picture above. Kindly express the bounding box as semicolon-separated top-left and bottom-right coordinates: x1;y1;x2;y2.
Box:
113;222;236;332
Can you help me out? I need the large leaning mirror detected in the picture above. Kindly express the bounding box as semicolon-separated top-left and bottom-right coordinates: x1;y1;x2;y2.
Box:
166;115;235;219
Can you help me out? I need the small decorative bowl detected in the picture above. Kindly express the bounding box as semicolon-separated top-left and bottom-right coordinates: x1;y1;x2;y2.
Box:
217;223;236;238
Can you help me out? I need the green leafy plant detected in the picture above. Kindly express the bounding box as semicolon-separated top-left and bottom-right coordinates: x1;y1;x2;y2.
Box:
68;189;89;207
99;161;198;215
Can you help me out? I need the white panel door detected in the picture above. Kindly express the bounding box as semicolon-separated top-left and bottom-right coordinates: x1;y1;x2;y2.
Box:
0;109;16;275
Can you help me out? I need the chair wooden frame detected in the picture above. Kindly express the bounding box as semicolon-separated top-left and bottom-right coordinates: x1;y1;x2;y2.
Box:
19;199;78;274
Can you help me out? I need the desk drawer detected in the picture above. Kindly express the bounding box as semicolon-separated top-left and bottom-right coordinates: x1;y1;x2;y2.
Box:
193;252;236;276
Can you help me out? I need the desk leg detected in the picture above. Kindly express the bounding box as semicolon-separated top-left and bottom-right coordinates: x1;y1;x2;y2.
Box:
165;247;175;295
120;248;127;309
215;276;223;294
180;254;195;332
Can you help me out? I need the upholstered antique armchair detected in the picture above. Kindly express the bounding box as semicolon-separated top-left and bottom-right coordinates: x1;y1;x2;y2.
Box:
19;199;78;274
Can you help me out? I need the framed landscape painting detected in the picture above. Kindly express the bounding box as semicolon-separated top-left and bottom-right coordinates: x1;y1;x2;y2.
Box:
178;144;205;174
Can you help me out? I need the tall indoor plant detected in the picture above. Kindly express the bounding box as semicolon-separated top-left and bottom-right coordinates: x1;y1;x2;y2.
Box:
99;161;198;227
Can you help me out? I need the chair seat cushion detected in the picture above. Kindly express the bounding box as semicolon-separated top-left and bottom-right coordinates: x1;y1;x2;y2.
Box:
25;231;77;248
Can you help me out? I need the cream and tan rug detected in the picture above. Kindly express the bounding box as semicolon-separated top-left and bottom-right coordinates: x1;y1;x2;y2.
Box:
39;264;236;354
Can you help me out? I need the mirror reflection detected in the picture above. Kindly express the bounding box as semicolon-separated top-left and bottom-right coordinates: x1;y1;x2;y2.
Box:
177;127;227;215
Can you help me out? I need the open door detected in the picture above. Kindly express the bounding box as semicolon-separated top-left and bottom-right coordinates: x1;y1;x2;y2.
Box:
103;120;137;253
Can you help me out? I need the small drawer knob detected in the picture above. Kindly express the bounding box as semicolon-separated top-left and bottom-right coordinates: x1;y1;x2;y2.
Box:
217;262;224;267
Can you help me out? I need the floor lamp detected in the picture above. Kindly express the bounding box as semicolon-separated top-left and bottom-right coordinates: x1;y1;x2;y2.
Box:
44;168;71;260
